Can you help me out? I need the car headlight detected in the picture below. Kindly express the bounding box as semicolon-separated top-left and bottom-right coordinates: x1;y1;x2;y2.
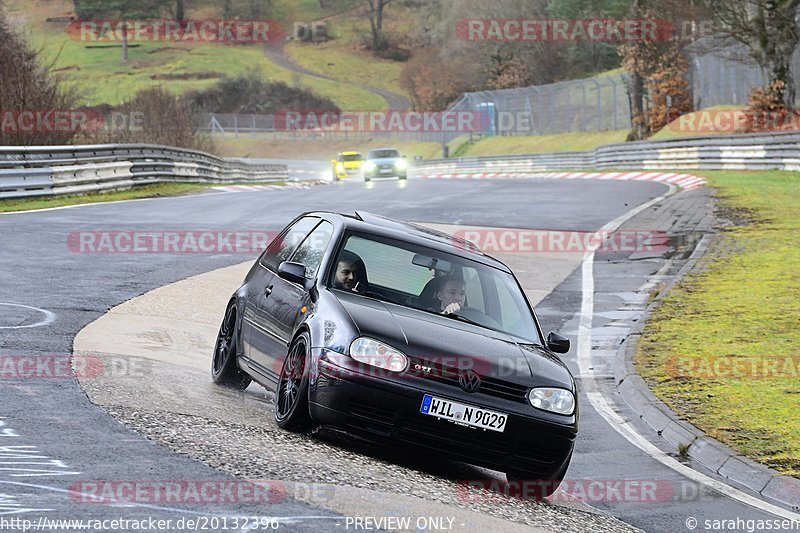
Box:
336;163;345;170
394;159;407;170
349;337;408;372
363;161;376;172
528;388;575;415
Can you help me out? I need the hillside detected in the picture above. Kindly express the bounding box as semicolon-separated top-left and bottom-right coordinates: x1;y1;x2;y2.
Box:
5;0;395;110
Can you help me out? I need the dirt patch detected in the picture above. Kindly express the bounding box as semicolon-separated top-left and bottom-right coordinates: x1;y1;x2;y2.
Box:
151;71;221;81
147;46;193;54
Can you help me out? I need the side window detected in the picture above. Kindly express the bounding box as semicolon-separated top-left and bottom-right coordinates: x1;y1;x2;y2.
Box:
289;221;334;277
260;217;319;271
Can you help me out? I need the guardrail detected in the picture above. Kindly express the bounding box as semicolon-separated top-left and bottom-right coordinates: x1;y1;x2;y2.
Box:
412;131;800;174
0;144;288;199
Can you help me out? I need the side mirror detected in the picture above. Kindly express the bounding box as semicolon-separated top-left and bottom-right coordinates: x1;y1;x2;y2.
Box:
277;261;308;286
331;159;337;165
546;332;570;354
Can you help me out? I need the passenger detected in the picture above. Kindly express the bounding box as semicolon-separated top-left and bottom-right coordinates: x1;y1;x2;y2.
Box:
333;250;366;293
436;276;466;315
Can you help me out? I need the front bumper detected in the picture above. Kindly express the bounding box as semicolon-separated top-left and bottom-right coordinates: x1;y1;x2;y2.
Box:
364;166;406;179
334;168;362;179
309;351;576;478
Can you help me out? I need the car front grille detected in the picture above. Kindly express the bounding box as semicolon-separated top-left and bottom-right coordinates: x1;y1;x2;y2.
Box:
407;357;529;403
345;401;568;475
399;415;567;475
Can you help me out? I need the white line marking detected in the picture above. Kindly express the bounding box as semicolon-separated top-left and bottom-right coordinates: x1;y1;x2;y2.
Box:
0;303;56;330
0;480;340;521
576;186;800;521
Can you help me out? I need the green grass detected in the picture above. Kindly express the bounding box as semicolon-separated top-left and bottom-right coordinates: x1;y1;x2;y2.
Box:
650;106;746;140
8;0;382;110
216;136;443;160
636;170;800;475
284;13;410;102
459;130;628;156
0;181;280;213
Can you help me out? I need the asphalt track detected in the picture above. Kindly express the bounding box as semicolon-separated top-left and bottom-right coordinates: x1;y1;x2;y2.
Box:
0;171;796;532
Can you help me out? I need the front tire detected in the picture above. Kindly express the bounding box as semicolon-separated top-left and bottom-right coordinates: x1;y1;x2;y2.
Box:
211;303;251;389
274;332;315;433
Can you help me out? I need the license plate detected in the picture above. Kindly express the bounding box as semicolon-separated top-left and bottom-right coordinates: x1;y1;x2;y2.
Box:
420;394;507;432
380;168;392;173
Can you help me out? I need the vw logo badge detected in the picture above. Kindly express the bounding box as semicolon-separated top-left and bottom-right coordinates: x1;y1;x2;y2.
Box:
458;370;481;393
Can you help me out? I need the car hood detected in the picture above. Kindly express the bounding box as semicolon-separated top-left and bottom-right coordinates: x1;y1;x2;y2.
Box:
333;292;573;389
367;157;401;165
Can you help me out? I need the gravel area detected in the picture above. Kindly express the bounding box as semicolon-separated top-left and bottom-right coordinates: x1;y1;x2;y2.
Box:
102;400;639;533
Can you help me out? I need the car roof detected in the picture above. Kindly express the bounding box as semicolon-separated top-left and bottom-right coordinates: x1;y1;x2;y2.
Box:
305;211;511;272
367;148;400;153
339;151;361;155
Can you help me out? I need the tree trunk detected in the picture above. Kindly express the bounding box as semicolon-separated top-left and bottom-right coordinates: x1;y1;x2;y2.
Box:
122;22;129;62
628;71;647;140
368;0;387;51
626;0;647;140
176;0;185;23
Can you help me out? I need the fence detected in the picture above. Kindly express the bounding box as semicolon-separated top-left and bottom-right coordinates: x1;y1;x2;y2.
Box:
201;72;632;144
688;38;800;109
0;144;288;199
202;113;459;144
411;130;800;174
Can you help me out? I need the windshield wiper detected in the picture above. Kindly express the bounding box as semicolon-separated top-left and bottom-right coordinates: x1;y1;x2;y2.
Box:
363;291;401;306
442;312;484;328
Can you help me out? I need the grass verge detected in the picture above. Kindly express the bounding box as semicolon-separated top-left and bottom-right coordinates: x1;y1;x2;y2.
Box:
636;170;800;476
0;181;282;213
459;130;628;156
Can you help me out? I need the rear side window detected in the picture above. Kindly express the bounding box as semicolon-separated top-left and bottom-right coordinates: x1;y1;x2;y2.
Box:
289;221;334;277
260;217;319;271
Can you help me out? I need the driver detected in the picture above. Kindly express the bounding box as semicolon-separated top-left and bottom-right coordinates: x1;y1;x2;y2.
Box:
436;276;466;315
333;250;366;293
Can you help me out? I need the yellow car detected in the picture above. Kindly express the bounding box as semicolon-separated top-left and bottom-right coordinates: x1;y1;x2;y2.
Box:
331;151;363;181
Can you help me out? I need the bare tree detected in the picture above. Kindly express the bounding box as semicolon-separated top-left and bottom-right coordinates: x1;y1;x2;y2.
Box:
704;0;800;108
0;3;81;145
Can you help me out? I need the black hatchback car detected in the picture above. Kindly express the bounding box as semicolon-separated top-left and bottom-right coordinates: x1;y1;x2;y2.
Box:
212;211;577;494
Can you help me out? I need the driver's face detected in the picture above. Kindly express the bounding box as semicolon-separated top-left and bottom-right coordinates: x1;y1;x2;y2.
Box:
335;260;359;290
438;280;466;309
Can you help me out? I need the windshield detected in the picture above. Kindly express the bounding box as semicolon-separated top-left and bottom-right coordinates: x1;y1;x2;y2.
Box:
328;232;542;344
368;149;401;159
341;154;362;161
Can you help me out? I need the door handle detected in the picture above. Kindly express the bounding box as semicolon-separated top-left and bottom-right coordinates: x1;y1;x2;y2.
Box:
264;285;273;297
